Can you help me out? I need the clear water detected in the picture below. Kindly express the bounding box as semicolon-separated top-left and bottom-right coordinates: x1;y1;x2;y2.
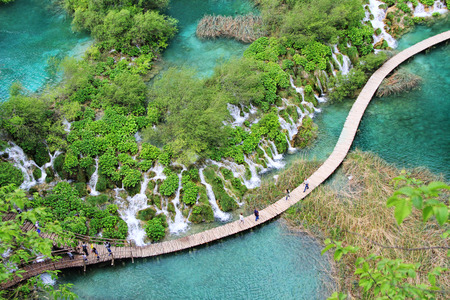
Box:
58;222;331;299
284;21;450;179
160;0;258;77
0;0;91;101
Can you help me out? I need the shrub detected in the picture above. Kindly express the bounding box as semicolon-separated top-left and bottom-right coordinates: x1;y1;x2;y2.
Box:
182;181;198;205
189;203;214;223
139;143;160;161
86;194;110;206
159;172;179;196
137;207;156;221
74;182;87;197
145;218;166;241
0;162;24;188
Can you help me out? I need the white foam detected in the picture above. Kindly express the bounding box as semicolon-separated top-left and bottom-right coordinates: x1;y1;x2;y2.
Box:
198;168;231;221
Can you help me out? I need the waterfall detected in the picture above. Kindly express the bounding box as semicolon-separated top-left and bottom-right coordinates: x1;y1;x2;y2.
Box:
329;61;337;77
134;131;142;142
168;171;190;233
414;1;448;17
88;157;100;196
117;174;152;246
62;118;72;133
284;135;297;153
278;116;298;140
289;76;305;99
365;0;397;49
316;76;324;95
36;149;62;184
332;45;352;75
243;155;262;188
227;103;249;127
198;168;231;221
259;145;285;170
0;143;37;190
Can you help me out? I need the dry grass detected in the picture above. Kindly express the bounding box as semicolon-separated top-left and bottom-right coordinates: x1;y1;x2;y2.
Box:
376;69;422;97
282;150;449;298
196;14;265;43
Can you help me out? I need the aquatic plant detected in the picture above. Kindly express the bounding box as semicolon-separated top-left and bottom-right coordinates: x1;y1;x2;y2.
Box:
196;14;264;43
376;70;422;97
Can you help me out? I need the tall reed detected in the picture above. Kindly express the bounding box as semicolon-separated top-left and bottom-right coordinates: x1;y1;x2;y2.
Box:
246;150;449;298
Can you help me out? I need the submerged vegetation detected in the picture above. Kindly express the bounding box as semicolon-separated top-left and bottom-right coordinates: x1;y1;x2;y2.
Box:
196;14;264;43
377;69;422;97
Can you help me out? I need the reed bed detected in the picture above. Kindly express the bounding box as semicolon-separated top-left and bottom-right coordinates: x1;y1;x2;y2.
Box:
245;150;449;298
196;14;264;43
376;69;422;97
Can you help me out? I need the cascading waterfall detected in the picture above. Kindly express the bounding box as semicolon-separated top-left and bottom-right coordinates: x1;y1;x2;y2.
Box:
413;1;448;17
243;155;262;188
168;171;190;233
259;145;285;170
117;175;151;246
227;103;248;127
36;149;62;184
134;131;142;142
198;168;231;221
88;157;100;196
329;61;337;77
1;143;37;190
315;76;324;95
278;116;298;140
365;0;398;48
62;118;72;133
332;45;352;75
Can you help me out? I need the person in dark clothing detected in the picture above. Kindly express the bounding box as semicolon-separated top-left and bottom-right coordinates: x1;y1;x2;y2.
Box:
92;247;99;261
82;242;89;256
104;241;112;256
286;188;290;200
254;209;259;221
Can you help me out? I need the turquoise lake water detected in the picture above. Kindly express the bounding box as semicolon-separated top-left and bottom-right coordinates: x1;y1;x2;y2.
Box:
0;0;91;100
160;0;257;77
58;222;331;299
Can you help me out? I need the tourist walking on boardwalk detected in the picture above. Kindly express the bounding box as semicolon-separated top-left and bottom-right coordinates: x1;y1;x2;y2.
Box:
286;188;290;200
303;178;309;192
104;241;112;256
82;242;89;256
67;251;74;260
254;209;259;221
92;246;99;261
82;254;88;263
240;213;244;223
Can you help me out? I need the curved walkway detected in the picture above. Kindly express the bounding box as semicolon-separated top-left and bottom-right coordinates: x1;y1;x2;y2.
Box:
2;30;449;290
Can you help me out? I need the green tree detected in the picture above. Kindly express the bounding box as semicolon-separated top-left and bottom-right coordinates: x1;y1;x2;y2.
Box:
143;68;228;165
0;95;52;156
0;185;76;299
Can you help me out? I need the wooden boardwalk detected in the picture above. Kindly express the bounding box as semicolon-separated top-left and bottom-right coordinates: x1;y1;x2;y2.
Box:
2;30;449;290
